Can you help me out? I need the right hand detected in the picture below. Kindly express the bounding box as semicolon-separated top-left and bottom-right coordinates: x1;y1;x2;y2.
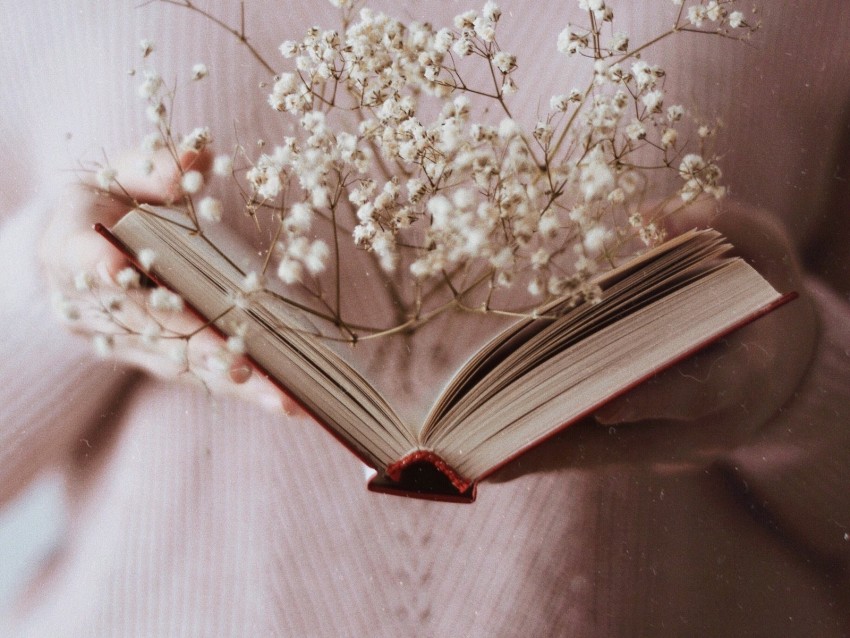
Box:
40;148;302;415
490;199;818;480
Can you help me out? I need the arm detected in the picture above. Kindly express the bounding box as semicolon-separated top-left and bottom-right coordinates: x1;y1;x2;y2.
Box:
0;200;131;505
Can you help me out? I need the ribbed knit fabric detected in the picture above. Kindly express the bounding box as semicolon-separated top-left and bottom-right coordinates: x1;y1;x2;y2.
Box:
1;2;849;636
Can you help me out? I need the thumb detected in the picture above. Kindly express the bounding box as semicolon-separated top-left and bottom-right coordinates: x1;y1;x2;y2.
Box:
594;340;735;424
44;148;212;283
101;147;212;206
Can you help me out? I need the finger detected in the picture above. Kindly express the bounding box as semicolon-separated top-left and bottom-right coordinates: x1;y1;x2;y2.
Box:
46;148;214;284
178;325;304;416
88;148;211;205
42;184;130;281
595;200;811;426
595;292;815;426
594;339;746;424
227;364;304;416
661;198;801;292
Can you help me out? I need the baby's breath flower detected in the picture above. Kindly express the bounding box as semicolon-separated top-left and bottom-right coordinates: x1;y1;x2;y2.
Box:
137;72;163;99
277;257;303;284
115;0;744;341
213;154;233;177
582;225;609;255
53;293;80;322
679;153;707;180
285;202;312;233
533;121;553;144
95;167;117;190
625;119;646;141
279;40;298;57
688;5;707;27
729;11;745;29
452;37;474;57
206;349;234;374
493;51;517;74
191;63;209;80
501;76;518;95
498;118;521;139
74;270;95;292
641;89;664;113
304;240;330;274
579;147;615;201
661;127;678;148
226;335;247;354
527;277;544;296
138;248;156;270
705;1;725;22
242;271;264;293
609;31;629;53
434;28;455;53
454;10;477;29
198;196;223;222
138;158;154;175
139;39;155;58
92;333;115;358
180;170;204;194
557;28;583;55
146;101;166;124
530;248;551;269
607;187;625;204
474;16;496;42
550;94;570;112
667;104;685;122
116;267;141;290
149;288;184;312
104;294;123;312
483;1;501;23
141;132;164;153
180;127;212;152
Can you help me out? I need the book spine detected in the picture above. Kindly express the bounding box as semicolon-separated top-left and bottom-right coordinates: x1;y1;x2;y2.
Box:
386;449;472;493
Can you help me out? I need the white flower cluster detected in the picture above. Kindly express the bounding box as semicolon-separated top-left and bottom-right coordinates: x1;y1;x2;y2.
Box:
86;0;759;350
684;0;748;29
240;0;754;307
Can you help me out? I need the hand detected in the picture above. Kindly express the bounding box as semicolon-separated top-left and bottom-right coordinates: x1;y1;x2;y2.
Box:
489;200;818;480
40;149;302;415
593;200;817;427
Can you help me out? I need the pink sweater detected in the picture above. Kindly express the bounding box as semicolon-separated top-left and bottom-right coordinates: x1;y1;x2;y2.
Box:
1;1;849;635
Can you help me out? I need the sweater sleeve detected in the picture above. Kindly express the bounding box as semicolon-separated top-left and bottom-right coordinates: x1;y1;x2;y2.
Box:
0;203;133;505
718;276;850;574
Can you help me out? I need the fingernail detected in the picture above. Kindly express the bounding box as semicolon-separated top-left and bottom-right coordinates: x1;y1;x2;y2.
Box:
229;363;252;384
594;401;631;425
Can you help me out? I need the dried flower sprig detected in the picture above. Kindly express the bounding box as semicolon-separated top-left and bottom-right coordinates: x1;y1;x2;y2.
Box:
69;0;759;375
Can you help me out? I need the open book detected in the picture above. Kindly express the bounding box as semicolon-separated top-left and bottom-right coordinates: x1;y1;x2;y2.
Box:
97;209;792;502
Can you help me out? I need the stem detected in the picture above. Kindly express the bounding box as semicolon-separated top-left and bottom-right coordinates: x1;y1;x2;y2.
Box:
145;0;278;76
